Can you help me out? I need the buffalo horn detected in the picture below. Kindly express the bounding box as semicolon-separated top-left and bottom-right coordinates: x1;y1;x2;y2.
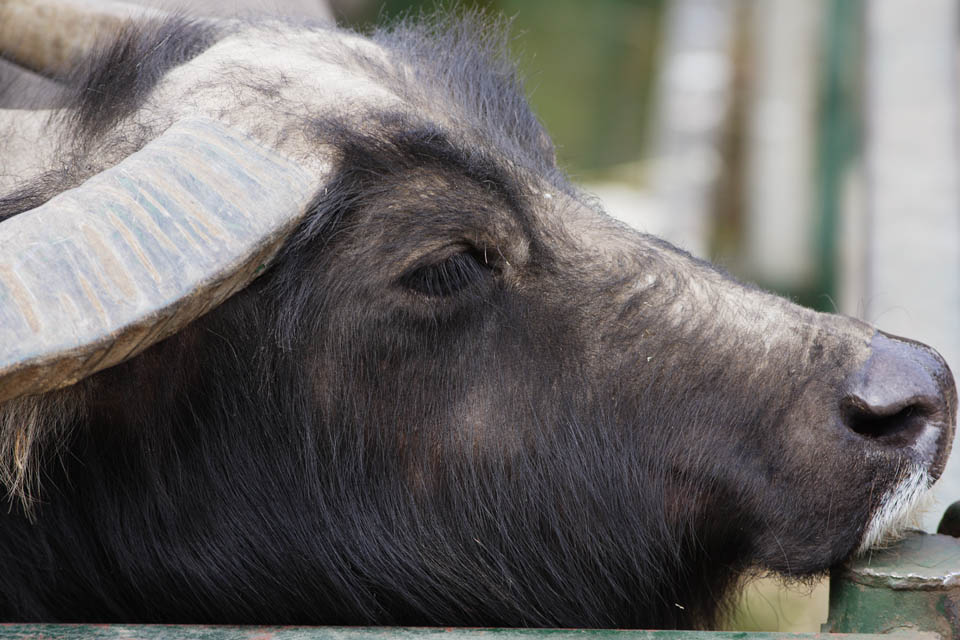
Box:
0;117;317;403
0;0;165;76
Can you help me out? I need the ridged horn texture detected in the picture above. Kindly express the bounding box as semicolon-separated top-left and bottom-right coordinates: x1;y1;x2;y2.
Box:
0;0;160;76
0;117;317;404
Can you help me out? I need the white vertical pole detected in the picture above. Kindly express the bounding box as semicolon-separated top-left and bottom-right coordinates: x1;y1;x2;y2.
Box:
648;0;737;259
865;0;960;528
744;0;822;290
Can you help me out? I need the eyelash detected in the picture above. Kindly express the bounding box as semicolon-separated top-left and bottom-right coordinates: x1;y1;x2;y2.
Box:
401;249;494;297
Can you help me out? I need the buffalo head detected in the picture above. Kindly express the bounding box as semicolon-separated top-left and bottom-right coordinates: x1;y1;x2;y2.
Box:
0;0;955;628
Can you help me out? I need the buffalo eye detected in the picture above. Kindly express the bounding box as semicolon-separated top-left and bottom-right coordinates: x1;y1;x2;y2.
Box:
401;248;494;297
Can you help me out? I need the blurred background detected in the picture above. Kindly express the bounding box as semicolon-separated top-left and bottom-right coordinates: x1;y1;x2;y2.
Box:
330;0;960;632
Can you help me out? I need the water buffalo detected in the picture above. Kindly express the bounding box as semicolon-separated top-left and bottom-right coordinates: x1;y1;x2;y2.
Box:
0;0;956;629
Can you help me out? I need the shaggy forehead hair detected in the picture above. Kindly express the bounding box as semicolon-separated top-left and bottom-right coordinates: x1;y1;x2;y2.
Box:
363;13;557;172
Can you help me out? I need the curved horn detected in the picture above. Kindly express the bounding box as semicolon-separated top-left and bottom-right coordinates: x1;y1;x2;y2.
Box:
0;117;317;403
0;0;165;76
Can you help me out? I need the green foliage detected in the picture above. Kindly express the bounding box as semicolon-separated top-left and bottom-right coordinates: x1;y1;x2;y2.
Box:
343;1;664;176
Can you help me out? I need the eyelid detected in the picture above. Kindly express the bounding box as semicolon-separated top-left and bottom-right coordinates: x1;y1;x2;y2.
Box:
409;243;476;270
400;246;495;297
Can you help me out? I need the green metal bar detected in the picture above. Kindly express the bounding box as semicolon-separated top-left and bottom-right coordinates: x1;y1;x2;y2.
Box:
815;0;862;307
826;531;960;637
0;626;930;640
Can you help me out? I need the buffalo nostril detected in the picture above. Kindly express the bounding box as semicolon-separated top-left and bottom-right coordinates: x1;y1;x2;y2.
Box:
842;331;956;478
841;395;934;445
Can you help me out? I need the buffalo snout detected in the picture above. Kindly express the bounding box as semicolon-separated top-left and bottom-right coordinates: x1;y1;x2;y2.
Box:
842;331;956;480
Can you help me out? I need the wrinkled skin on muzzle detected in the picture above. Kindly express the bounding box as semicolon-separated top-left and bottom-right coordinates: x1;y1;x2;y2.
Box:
556;208;957;570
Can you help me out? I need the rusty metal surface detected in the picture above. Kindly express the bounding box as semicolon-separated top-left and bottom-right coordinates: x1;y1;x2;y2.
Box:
0;116;316;403
826;531;960;636
0;626;927;639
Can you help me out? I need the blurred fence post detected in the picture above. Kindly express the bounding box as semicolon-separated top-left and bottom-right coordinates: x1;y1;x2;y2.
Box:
744;0;822;293
864;0;960;527
823;0;863;318
648;0;737;258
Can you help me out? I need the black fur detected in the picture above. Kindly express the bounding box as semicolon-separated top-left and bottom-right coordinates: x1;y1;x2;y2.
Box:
0;10;915;630
67;16;221;139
